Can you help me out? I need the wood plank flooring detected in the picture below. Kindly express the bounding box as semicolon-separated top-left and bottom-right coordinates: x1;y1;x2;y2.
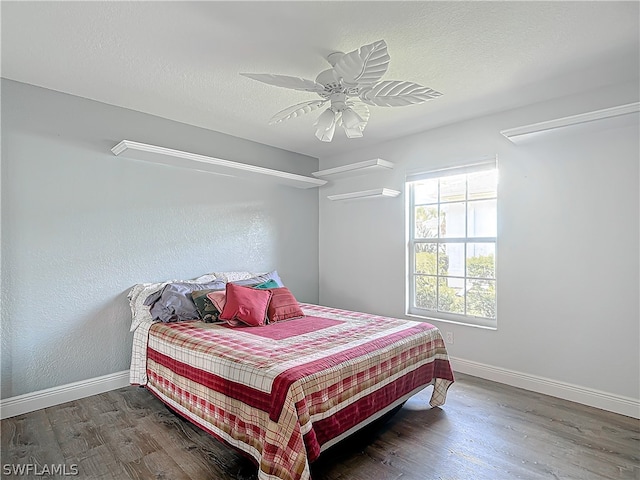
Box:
2;373;638;479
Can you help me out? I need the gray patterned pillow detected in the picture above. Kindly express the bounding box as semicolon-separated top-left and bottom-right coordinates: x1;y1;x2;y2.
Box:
145;280;226;323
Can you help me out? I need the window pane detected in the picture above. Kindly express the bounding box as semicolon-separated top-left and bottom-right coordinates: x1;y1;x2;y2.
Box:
467;199;496;237
438;277;465;314
414;206;439;238
440;174;466;202
467;279;496;318
467;243;495;279
440;202;466;238
415;243;438;274
415;276;437;310
414;179;438;204
468;170;497;200
438;243;465;277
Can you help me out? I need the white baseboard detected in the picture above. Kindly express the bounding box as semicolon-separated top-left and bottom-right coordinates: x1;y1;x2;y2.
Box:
449;356;640;419
0;370;130;420
2;360;639;420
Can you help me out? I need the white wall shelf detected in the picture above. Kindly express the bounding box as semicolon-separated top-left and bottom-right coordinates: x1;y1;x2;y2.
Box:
111;140;327;189
327;188;401;201
312;158;394;179
500;102;640;144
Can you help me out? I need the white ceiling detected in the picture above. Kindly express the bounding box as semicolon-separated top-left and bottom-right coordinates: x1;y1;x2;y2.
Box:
2;1;639;159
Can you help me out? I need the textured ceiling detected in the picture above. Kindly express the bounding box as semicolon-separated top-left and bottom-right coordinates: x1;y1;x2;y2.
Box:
2;1;639;158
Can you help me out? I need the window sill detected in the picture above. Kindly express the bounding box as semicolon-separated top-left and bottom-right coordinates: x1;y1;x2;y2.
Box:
405;313;497;331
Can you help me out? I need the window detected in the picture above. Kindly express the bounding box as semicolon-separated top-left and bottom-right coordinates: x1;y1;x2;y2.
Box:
406;161;497;329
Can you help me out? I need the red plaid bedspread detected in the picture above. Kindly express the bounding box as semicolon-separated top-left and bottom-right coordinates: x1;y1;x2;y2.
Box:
142;304;454;480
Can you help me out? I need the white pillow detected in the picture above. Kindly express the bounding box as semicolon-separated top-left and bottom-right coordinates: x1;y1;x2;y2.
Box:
212;271;257;282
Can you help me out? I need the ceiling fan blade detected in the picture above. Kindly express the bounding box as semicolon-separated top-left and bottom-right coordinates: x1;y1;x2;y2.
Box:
333;39;390;88
269;100;328;124
359;80;442;107
240;73;325;93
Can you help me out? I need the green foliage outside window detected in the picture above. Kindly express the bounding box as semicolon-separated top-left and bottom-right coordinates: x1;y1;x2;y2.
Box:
415;250;495;318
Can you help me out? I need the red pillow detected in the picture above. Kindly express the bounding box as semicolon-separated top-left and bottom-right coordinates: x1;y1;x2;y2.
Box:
219;283;272;327
267;287;305;323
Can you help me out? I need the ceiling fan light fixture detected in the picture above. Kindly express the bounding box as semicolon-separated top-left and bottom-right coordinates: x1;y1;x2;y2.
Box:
241;39;442;142
341;107;365;130
343;126;364;139
315;123;336;142
314;108;338;142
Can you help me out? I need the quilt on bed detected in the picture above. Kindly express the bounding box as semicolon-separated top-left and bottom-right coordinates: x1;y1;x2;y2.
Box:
131;303;454;480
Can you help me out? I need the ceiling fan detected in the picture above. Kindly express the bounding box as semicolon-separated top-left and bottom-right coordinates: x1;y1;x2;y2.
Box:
241;39;442;142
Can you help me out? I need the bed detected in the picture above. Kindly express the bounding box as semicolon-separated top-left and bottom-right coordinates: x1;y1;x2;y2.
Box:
129;272;454;480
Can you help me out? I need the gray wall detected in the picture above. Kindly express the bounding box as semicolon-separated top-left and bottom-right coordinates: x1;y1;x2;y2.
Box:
1;79;320;399
318;81;639;401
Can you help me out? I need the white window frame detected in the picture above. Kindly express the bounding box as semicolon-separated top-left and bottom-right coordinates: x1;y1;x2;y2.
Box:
406;159;498;329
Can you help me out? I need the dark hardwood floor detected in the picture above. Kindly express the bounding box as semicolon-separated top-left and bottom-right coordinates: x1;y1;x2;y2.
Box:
2;373;638;479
